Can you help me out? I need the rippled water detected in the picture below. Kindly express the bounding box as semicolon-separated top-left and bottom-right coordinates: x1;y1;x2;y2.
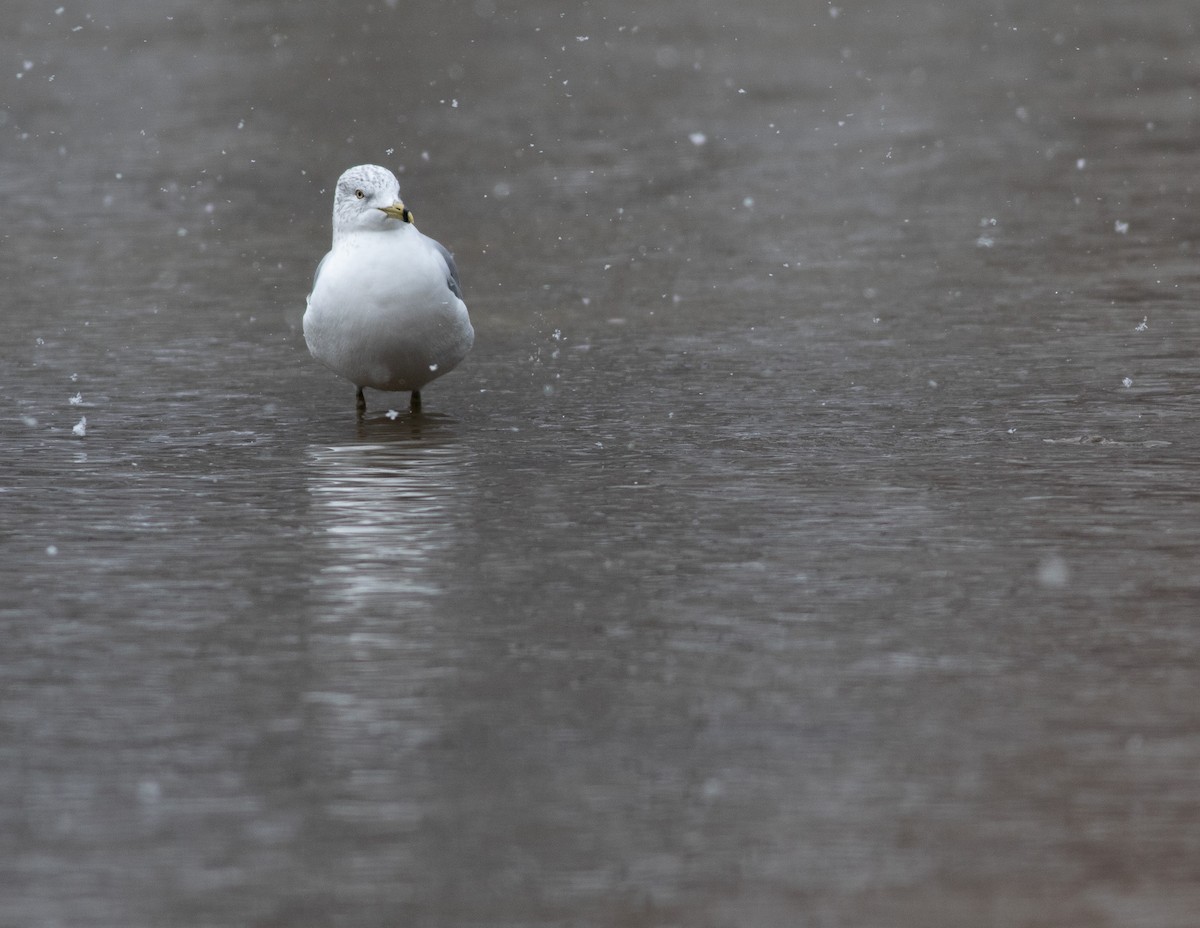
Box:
3;1;1199;926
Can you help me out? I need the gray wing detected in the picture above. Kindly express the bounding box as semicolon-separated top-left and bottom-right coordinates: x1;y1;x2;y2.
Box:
425;234;464;300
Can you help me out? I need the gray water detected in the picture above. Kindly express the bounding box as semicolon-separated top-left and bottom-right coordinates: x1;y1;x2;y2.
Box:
3;2;1199;926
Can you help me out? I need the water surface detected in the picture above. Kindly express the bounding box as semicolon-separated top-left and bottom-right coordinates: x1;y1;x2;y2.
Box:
2;2;1199;926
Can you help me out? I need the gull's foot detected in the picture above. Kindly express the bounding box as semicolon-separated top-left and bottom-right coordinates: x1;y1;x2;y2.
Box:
410;389;422;413
356;387;366;416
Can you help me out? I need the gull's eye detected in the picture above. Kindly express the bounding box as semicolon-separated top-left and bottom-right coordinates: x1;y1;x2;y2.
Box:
354;189;365;200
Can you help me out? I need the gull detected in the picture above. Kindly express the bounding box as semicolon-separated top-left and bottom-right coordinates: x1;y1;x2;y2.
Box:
304;164;474;414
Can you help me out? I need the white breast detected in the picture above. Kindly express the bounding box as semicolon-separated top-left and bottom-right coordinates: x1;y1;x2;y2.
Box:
303;226;473;392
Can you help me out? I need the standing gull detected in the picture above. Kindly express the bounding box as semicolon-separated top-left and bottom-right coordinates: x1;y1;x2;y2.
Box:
304;164;474;414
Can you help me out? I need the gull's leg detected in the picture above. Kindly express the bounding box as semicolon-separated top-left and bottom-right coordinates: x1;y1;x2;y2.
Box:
356;387;366;416
410;390;422;412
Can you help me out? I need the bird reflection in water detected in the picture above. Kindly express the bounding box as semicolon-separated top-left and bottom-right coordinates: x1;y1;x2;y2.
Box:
306;414;469;612
301;416;471;835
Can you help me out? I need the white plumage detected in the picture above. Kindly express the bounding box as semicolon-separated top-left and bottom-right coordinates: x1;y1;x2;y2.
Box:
303;164;474;413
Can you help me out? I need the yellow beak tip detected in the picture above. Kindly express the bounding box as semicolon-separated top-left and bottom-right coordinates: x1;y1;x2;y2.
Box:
378;203;413;223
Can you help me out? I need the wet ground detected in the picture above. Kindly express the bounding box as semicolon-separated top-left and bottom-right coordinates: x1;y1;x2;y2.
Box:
2;1;1200;926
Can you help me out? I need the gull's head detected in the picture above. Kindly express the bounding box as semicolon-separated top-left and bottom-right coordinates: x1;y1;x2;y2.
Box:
331;164;414;240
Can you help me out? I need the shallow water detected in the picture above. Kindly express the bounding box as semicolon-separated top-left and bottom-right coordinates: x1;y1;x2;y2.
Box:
3;2;1200;926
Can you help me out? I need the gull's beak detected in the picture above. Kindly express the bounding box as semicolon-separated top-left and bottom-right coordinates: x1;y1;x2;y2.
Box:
378;202;414;224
